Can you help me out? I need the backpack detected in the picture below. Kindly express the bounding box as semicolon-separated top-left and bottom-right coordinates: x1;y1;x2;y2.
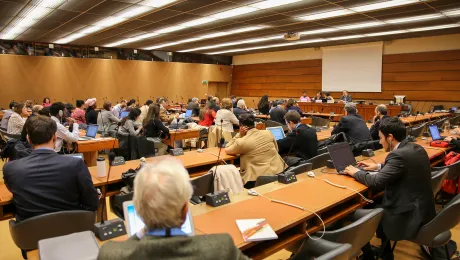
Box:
441;151;460;195
422;240;459;260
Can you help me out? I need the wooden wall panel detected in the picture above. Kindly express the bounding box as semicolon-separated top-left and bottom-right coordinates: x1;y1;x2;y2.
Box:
231;49;460;111
0;55;232;109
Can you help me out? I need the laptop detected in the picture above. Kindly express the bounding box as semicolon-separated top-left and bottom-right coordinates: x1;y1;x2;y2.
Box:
123;201;195;237
63;153;84;160
78;125;99;141
327;142;357;174
428;125;446;141
266;126;285;141
184;109;193;118
120;111;129;119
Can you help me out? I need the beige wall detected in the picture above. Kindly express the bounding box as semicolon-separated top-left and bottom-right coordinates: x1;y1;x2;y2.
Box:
233;33;460;65
0;55;232;108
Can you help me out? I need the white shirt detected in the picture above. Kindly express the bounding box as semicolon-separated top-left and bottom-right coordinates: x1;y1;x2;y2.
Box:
377;142;401;170
51;116;79;152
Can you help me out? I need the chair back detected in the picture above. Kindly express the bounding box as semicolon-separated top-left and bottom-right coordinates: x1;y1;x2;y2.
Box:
306;153;331;170
109;192;134;220
0;128;21;140
434;119;447;128
191;173;214;197
287;163;313;175
311;117;330;127
317;208;383;258
265;120;283;128
449;115;460;126
9;210;96;250
291;237;351;260
412;194;460;247
255;175;278;187
434;160;460;181
431;168;449;196
408;123;426;137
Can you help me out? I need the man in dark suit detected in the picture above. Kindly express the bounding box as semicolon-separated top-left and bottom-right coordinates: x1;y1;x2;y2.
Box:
98;159;249;260
3;116;99;222
370;104;390;140
186;97;200;117
277;111;318;160
233;99;251;119
344;118;436;259
269;100;287;125
340;90;353;102
331;103;370;143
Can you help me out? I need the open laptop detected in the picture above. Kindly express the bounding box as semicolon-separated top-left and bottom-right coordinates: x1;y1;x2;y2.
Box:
120;111;129;119
78;125;99;141
327;142;357;174
184;109;193;118
63;153;84;160
123;201;195;237
266;126;285;141
428;125;446;141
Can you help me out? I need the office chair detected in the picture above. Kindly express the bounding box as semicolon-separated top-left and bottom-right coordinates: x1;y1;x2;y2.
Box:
255;175;278;187
9;210;96;259
317;146;328;155
388;194;460;258
0;128;21;140
433;160;460;206
431;168;449;197
291;237;351;260
265;120;283;128
190;173;214;204
408;123;426;137
305;153;331;170
311;117;330;128
449;115;460;126
197;128;209;150
287;162;313;175
109;193;134;220
434;118;447;129
315;208;384;259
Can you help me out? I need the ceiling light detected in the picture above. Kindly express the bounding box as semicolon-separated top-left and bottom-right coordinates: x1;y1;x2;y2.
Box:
104;32;160;47
250;0;302;9
210;6;258;19
116;6;154;19
179;17;217;27
94;16;127;27
155;25;186;34
299;9;354;21
18;6;54;20
442;9;460;17
386;14;442;24
180;35;283;52
365;30;407;36
300;28;339;35
139;0;178;7
15;18;38;28
328;35;363;41
33;0;68;8
79;26;103;35
408;24;460;32
337;21;384;30
350;0;419;12
144;38;202;50
207;39;326;55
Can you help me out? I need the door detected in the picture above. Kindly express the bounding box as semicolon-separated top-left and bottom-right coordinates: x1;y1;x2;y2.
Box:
216;82;228;99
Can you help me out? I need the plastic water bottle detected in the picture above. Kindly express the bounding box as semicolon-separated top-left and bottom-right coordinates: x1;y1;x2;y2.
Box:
97;157;106;178
444;120;450;133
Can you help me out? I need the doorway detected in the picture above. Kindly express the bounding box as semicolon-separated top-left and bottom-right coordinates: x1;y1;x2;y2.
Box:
207;82;229;99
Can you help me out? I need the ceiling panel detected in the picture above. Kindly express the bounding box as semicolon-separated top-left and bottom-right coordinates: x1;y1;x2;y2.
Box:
58;0;102;12
0;1;25;18
116;19;152;30
69;13;107;25
86;0;133;16
187;1;240;16
137;9;183;22
45;9;81;23
165;0;218;12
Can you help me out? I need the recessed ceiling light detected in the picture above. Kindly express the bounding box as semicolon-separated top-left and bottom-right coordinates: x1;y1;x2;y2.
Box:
337;21;385;30
442;9;460;17
179;17;217;27
144;38;202;50
139;0;178;7
206;39;326;55
365;30;407;36
386;14;442;24
408;24;460;32
94;16;127;27
79;26;103;35
350;0;419;12
116;6;154;19
180;35;282;52
300;28;339;35
328;35;363;41
299;9;354;21
210;6;258;19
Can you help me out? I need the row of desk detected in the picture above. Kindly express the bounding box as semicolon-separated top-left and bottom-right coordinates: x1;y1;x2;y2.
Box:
24;136;457;260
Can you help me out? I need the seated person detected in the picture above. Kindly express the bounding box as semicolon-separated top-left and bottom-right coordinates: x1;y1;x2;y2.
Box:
215;98;239;132
324;92;334;102
143;104;169;155
98;159;249;260
445;127;460;151
285;99;303;115
98;102;120;136
112;99;127;118
7;103;27;135
138;100;153;123
212;97;221;112
157;97;178;123
340;90;352;102
1;101;17;130
233;99;251;118
118;108;143;136
3;116;99;222
331;103;371;143
71;100;86;124
225;114;286;189
370;104;389;140
20;105;43;142
269;100;287;125
344;118;436;259
257;95;270;115
64;103;74;118
50;102;79;152
277;111;318;160
186;97;200;117
231;95;238;108
299;91;311;102
85;98;98;125
198;102;216;127
312;92;325;102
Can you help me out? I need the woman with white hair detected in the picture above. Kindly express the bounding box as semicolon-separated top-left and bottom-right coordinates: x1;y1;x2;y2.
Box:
233;99;251;119
85;98;98;125
98;159;250;260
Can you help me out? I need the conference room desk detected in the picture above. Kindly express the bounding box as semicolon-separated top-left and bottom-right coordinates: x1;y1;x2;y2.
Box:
0;147;237;222
303;112;344;122
163;128;201;148
400;112;451;125
76;132;119;167
0;111;3;120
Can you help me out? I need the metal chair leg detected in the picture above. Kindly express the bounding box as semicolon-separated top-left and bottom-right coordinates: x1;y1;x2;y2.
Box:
391;241;398;252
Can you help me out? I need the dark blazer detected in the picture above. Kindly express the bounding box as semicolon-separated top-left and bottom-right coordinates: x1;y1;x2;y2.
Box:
258;103;270;115
450;139;460;152
331;114;370;143
370;115;390;140
269;106;287;125
353;140;436;241
144;118;169;139
3;149;99;222
340;95;353;102
186;102;200;117
85;107;98;125
286;106;303;115
233;107;250;119
98;233;250;260
277;124;318;160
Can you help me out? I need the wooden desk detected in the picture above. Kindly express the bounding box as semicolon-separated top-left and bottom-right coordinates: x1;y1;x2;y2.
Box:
255;114;269;120
0;111;3;120
303;112;344;122
76;132;119;167
163;129;201;148
400;112;451;125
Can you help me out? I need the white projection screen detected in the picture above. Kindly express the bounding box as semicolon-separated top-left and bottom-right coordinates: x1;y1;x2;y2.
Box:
322;42;383;92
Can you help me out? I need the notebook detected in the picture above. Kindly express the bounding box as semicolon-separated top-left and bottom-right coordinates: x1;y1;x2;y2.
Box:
236;219;277;242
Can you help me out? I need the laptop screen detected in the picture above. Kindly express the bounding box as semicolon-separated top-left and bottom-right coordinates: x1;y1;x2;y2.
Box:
124;202;194;237
266;126;285;141
185;109;192;118
327;142;356;173
429;125;441;141
63;153;84;160
86;125;98;138
120;111;129;119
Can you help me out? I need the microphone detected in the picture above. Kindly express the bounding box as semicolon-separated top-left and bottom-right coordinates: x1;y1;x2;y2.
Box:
218;119;225;147
278;128;299;184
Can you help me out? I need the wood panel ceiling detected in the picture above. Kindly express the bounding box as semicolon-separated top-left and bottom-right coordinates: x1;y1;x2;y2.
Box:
1;0;460;56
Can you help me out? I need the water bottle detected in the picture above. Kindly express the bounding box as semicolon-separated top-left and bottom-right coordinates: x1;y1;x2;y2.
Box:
97;157;106;178
444;120;450;133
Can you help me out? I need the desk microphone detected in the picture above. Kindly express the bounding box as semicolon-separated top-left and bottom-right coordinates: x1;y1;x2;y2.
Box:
169;118;184;156
277;129;298;184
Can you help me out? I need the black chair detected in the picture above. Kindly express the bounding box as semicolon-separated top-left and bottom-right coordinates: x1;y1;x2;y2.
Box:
434;118;447;129
433;160;460;195
291;237;351;260
0;128;21;140
190;173;214;204
255;175;278;187
449;115;460;126
9;210;96;259
287;162;313;175
431;168;449;197
315;209;384;259
317;146;328;155
197;128;208;149
305;153;331;170
408;123;426;137
311;117;330;128
265;120;283;128
109;193;134;220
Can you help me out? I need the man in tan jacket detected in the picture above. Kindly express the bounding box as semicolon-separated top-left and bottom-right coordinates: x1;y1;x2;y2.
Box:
225;113;286;188
157;97;177;123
